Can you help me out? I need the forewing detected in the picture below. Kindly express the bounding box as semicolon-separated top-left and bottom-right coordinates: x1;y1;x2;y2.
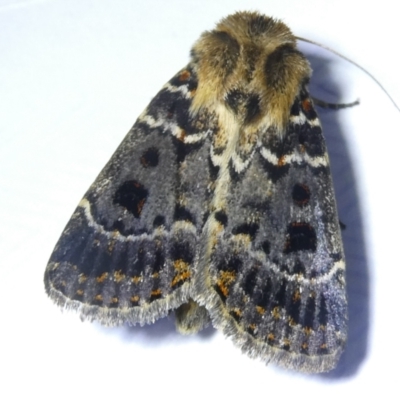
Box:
44;66;217;326
196;85;347;373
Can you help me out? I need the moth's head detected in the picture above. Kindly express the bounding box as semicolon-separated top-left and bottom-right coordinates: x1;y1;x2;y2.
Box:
191;11;311;133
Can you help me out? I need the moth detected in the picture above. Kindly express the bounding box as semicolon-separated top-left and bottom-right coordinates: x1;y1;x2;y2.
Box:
44;11;347;373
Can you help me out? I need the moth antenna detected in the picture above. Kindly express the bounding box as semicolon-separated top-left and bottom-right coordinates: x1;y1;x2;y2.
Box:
297;36;400;113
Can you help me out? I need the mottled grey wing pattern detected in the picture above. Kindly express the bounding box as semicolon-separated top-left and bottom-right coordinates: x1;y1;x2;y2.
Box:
194;85;347;372
44;66;217;326
45;11;348;373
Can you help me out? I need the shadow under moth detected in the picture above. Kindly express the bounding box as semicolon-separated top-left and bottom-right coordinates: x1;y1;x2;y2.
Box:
44;11;347;373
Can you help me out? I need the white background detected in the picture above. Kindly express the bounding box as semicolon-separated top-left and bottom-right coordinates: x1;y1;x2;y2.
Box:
1;0;399;399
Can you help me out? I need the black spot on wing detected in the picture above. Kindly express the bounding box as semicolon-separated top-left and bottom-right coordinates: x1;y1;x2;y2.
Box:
171;241;194;265
303;294;316;329
290;98;301;116
318;294;329;326
260;240;270;255
254;281;272;309
232;223;259;240
140;147;159;167
292;183;310;206
216;256;242;273
110;219;126;234
284;223;316;253
214;210;228;226
113;180;148;218
174;205;195;224
243;268;258;295
272;278;287;308
153;246;165;273
153;215;165;227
